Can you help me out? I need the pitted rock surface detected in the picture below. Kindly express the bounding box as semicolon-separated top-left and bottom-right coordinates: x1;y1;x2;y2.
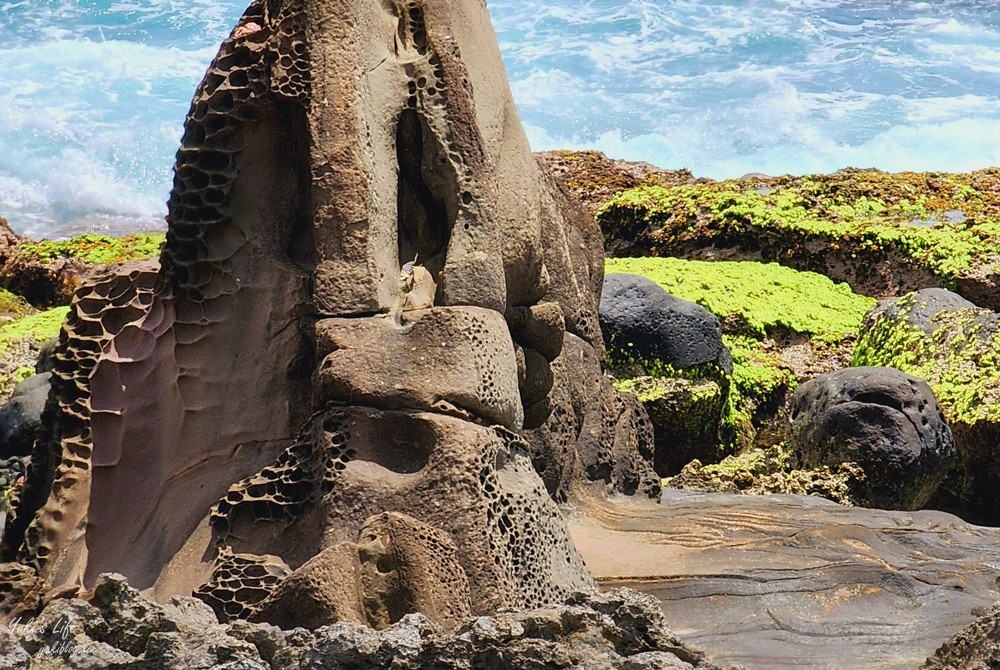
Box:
789;366;956;510
206;407;595;620
923;602;1000;669
249;511;472;631
3;0;660;632
0;574;726;670
316;307;523;430
600;273;732;375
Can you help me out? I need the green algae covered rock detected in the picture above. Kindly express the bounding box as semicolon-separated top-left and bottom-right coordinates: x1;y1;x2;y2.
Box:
606;258;876;464
853;288;1000;521
614;376;725;473
597;168;1000;309
1;232;164;307
665;443;864;506
605;257;875;342
0;306;69;398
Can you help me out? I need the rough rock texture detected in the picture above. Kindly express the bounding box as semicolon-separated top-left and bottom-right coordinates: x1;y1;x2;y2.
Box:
521;333;660;502
316;307;524;429
0;372;50;458
615;375;727;475
853;288;1000;522
788;366;956;510
0;573;726;670
665;444;864;506
3;0;658;631
601;273;732;376
537;150;695;227
205;406;594;620
569;490;1000;670
248;511;472;631
923;602;1000;669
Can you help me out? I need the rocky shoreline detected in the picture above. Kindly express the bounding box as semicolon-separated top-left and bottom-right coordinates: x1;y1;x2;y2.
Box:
1;1;999;667
1;151;997;668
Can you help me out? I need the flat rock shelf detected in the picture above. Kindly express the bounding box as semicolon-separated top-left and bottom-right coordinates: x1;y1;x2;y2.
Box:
568;490;1000;670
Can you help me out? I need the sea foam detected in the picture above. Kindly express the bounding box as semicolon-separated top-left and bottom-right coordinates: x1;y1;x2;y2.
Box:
0;0;998;237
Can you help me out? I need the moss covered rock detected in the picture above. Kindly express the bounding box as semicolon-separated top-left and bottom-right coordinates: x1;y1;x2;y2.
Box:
665;443;864;506
597;168;1000;309
606;258;874;461
0;232;164;307
0;306;69;398
853;288;1000;522
0;289;32;321
614;376;725;474
537;150;694;226
606;257;875;342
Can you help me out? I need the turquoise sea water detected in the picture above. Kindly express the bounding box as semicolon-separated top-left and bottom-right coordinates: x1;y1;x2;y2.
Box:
1;0;999;237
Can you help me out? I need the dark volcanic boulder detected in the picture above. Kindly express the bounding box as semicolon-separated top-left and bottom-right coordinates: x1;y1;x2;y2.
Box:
788;366;956;510
600;273;732;376
0;372;50;458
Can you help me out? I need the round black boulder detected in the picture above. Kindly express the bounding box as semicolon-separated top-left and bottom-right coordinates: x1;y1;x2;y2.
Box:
788;366;956;510
600;273;732;375
0;372;51;458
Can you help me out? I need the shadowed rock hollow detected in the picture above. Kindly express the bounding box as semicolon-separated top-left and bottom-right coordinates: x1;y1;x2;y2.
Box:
1;0;659;629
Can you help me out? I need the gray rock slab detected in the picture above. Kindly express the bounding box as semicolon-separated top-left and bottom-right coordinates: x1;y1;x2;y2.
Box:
568;490;1000;670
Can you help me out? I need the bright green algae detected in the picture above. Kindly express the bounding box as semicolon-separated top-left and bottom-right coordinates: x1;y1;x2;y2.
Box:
852;296;1000;427
0;307;69;356
606;257;876;453
0;306;69;396
605;257;875;341
597;168;1000;284
14;232;165;266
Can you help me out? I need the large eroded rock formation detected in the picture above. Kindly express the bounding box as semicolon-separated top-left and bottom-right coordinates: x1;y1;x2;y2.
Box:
1;0;657;628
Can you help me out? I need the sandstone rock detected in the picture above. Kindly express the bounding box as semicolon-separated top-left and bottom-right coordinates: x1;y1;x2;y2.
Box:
569;490;1000;670
521;333;660;503
250;512;472;631
206;407;594;619
601;273;732;376
316;307;523;430
2;0;656;628
788;366;956;510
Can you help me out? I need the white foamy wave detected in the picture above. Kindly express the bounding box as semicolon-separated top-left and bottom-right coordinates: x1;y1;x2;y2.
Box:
526;116;1000;180
2;0;1000;237
0;38;221;236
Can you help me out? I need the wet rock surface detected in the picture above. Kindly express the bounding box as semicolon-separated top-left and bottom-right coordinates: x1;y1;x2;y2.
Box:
569;490;1000;670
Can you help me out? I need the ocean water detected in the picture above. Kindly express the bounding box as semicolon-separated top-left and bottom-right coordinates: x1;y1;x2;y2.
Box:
1;0;999;237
